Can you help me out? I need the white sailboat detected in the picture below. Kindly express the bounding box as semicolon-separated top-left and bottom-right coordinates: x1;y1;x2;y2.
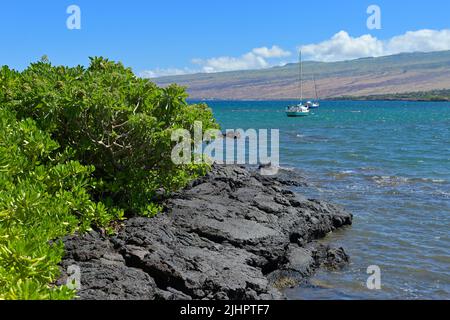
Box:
286;50;310;117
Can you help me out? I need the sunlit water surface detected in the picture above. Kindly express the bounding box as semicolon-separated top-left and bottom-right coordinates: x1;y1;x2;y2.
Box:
202;100;450;300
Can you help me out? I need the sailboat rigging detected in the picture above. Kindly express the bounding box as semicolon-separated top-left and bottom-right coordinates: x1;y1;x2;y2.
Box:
286;50;310;117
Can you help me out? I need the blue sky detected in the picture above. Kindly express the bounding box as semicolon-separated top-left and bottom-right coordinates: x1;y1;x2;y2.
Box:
1;0;449;76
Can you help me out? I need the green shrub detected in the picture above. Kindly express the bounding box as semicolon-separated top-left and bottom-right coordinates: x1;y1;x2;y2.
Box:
0;108;124;299
1;57;218;213
0;57;219;299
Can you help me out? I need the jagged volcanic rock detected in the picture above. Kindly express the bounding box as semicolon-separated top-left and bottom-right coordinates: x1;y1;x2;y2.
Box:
59;165;352;300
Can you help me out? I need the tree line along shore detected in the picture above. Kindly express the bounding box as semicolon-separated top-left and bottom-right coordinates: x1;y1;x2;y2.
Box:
331;89;450;102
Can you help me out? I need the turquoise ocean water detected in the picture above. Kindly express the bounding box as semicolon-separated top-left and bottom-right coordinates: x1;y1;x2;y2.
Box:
202;100;450;300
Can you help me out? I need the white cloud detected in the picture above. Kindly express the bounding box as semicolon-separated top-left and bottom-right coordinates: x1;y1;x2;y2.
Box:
140;68;192;78
192;52;268;73
300;29;450;62
252;45;292;58
301;31;384;62
141;29;450;78
386;29;450;54
192;45;292;73
141;45;291;77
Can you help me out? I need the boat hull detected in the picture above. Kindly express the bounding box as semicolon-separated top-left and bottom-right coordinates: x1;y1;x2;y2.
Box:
286;111;310;117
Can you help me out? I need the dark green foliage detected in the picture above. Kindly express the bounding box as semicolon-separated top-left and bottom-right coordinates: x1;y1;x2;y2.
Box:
0;57;219;299
334;89;450;102
1;57;218;214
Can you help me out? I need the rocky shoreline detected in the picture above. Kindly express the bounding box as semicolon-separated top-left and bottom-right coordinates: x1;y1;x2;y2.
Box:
59;165;353;300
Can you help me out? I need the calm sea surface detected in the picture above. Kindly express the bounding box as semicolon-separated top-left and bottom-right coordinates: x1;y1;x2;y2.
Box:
202;100;450;300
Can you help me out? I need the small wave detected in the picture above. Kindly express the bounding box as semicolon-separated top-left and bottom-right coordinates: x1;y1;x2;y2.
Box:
328;170;356;179
433;191;450;198
370;175;409;186
409;177;447;184
295;135;330;142
358;166;379;172
430;179;446;184
314;159;340;165
278;166;297;172
369;175;447;187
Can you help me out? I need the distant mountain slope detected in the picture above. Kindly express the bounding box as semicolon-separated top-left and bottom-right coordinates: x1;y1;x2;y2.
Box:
152;51;450;100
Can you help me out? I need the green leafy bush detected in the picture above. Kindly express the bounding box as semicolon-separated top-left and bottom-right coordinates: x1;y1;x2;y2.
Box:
0;57;219;299
0;108;124;299
1;57;218;213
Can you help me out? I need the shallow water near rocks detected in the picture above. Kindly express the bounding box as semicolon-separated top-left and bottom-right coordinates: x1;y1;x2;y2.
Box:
203;100;450;300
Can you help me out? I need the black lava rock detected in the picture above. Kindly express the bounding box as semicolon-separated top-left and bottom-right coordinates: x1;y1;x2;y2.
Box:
59;165;352;300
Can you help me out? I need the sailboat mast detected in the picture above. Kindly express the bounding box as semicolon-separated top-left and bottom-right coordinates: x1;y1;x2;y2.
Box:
313;74;318;101
299;50;303;103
